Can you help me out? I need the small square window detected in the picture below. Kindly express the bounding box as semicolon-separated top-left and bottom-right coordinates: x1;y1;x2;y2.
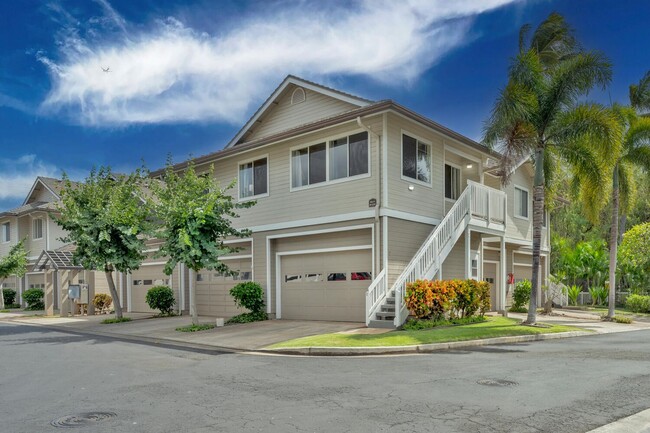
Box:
239;157;268;199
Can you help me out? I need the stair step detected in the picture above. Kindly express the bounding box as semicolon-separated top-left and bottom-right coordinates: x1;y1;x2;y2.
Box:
385;297;395;304
368;319;397;329
381;305;395;313
375;311;395;320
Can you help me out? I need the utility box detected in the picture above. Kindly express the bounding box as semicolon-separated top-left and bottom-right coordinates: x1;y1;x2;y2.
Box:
78;284;89;304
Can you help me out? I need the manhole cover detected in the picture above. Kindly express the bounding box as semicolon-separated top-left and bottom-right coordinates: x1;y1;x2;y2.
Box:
51;412;117;428
477;379;518;387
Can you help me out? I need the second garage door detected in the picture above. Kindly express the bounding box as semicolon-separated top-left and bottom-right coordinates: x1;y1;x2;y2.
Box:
130;265;171;313
280;250;372;322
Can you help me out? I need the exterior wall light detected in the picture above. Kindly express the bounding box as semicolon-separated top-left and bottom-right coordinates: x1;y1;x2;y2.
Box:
466;163;473;169
408;185;415;191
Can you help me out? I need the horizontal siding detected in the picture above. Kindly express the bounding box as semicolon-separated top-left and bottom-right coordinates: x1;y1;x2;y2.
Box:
202;115;382;230
247;86;359;141
386;217;434;287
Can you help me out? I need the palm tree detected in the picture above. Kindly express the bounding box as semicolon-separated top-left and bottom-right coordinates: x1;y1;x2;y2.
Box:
483;12;618;324
605;105;650;318
629;71;650;114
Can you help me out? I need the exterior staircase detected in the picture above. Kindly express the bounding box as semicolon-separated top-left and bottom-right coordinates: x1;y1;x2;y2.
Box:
366;181;507;328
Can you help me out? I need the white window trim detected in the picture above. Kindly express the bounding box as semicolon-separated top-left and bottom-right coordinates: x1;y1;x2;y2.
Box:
400;130;433;188
514;185;530;220
289;128;371;193
237;154;270;202
32;218;44;240
443;161;462;203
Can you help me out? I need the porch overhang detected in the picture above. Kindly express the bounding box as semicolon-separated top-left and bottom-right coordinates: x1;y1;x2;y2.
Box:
33;250;84;271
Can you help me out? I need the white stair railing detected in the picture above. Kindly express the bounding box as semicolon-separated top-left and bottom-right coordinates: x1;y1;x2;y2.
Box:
365;269;387;325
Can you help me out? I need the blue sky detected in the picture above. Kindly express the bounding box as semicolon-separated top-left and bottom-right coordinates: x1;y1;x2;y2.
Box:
1;0;649;210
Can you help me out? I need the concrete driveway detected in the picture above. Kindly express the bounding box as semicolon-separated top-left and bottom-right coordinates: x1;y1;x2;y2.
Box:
1;311;365;350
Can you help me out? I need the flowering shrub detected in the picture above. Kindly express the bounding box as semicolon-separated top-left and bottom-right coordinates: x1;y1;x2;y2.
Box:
405;279;491;320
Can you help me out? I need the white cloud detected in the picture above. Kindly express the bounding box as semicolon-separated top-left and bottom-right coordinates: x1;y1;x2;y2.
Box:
0;155;59;201
40;0;518;126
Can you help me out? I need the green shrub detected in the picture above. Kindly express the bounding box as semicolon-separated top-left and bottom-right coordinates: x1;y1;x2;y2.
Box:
101;317;132;324
145;285;176;315
93;293;113;314
176;323;215;332
508;306;528;313
611;316;632;324
402;315;486;330
588;286;608;306
229;282;265;314
512;279;531;310
23;288;44;310
2;288;16;306
625;294;650;313
226;311;268;324
567;285;581;306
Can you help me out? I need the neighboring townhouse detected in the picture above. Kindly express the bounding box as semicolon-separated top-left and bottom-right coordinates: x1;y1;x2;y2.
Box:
0;76;550;328
0;177;112;314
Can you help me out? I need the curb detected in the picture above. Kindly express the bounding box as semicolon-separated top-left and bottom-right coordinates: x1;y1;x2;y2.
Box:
2;318;593;357
261;331;594;356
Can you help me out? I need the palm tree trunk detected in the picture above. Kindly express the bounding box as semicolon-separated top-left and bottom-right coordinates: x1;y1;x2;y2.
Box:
527;147;545;325
104;267;123;319
608;166;619;319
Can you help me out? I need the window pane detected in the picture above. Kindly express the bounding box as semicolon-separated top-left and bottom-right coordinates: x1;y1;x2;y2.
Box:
402;134;417;179
351;272;372;280
327;272;347;281
292;148;309;188
417;142;431;183
305;273;322;282
521;190;528;217
253;158;267;196
239;162;253;198
329;138;348;180
285;274;301;282
309;142;326;184
349;132;368;176
445;165;460;199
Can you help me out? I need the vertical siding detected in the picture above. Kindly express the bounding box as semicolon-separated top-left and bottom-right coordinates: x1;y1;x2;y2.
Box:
246;86;359;141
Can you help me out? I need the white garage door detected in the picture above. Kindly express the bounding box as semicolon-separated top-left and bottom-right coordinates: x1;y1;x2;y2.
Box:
196;259;252;317
130;265;171;313
280;250;372;322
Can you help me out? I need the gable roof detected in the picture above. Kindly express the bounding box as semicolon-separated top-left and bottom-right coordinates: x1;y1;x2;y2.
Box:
225;75;373;149
22;176;64;206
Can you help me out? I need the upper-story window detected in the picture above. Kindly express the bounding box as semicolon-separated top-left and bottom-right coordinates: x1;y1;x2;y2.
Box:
239;157;268;200
514;186;529;219
445;164;461;200
1;222;10;243
402;133;431;184
291;131;368;189
33;218;43;240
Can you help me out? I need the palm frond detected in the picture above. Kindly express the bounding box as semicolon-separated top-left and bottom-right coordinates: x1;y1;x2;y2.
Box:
529;12;579;66
630;70;650;112
618;161;636;214
623;116;650;155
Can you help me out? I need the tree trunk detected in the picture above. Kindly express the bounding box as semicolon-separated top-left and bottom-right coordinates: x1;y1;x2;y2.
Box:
618;214;626;245
527;147;545;325
105;267;123;319
608;167;619;319
190;269;198;326
0;287;5;309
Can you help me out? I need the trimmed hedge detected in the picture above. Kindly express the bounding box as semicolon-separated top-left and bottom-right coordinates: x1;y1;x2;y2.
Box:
23;288;44;310
2;288;17;306
145;285;176;316
626;294;650;313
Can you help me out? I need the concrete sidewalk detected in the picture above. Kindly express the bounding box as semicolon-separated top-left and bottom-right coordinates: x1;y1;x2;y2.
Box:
2;309;649;355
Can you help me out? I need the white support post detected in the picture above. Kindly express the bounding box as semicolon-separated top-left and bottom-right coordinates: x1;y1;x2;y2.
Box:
500;237;507;312
465;227;471;279
22;274;28;307
126;272;132;313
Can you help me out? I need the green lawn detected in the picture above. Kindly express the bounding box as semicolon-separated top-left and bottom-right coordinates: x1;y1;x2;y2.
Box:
268;317;583;349
586;306;650;317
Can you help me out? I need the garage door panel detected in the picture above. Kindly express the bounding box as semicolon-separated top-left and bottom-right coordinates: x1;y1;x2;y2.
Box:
281;250;371;322
130;265;171;313
195;259;252;317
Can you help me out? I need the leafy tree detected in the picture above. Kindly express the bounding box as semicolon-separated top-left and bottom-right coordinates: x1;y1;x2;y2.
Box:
0;240;27;309
618;222;650;293
152;160;253;325
483;12;616;324
55;167;152;319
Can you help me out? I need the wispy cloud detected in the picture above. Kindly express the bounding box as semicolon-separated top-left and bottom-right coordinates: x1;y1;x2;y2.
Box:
0;155;59;201
40;0;518;126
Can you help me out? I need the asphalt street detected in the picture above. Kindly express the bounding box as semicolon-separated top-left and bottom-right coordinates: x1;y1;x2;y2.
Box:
1;322;649;433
